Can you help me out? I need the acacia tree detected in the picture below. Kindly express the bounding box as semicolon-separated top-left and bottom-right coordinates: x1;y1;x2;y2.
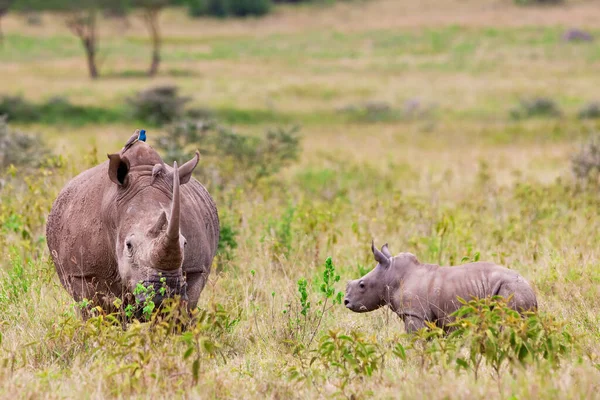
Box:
64;4;100;78
14;0;124;79
0;0;15;46
133;0;170;77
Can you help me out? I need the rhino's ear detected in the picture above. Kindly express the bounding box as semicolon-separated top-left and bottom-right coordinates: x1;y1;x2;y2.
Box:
372;240;390;267
107;153;130;186
178;150;200;184
381;243;392;259
151;163;164;185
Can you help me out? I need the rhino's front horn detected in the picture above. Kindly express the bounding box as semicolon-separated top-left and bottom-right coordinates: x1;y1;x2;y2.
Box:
166;161;180;243
152;161;183;271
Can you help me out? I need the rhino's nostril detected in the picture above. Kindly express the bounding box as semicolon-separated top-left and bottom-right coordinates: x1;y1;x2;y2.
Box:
344;299;350;306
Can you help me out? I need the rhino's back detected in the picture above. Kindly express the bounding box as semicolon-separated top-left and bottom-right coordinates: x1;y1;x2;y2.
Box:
430;262;535;321
46;162;118;290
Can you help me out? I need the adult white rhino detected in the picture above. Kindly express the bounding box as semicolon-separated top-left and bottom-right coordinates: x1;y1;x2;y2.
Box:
46;132;219;317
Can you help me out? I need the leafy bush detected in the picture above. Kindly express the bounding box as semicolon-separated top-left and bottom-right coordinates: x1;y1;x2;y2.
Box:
450;296;576;378
187;0;271;18
299;330;383;396
0;95;38;121
0;95;123;125
157;118;301;188
0;116;52;169
510;97;562;120
127;85;191;125
578;102;600;120
571;133;600;179
393;296;577;380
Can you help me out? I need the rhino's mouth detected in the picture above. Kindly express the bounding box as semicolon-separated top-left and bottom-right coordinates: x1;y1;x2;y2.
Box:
344;299;368;313
134;273;189;307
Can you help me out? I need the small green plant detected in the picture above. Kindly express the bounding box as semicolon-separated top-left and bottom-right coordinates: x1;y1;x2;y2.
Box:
289;329;384;398
266;204;295;261
284;257;343;347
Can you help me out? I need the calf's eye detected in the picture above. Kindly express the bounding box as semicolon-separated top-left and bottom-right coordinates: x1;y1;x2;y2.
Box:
359;281;365;289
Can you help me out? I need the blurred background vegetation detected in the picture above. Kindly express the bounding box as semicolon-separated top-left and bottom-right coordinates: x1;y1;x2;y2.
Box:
1;0;600;398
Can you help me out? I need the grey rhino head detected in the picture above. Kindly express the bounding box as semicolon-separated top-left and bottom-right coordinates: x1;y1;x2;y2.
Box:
105;142;200;309
344;241;417;313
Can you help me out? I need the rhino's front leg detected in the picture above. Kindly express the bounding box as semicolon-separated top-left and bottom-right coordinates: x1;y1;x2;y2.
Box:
403;314;426;333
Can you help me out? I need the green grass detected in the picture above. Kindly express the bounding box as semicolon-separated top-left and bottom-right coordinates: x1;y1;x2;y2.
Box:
2;1;600;398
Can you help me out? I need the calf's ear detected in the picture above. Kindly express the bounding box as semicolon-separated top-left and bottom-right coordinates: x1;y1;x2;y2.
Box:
381;243;392;258
371;240;390;267
107;153;130;186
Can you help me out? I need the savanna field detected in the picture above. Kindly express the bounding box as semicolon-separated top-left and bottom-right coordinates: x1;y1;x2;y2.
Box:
1;0;600;398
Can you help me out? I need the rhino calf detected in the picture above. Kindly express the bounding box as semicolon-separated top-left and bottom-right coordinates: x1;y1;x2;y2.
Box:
345;242;537;333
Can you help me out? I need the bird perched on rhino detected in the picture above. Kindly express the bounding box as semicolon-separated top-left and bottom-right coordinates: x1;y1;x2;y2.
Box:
122;129;147;152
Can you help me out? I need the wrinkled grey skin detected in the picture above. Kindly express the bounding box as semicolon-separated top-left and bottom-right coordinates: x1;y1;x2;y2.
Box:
46;134;219;318
345;242;537;333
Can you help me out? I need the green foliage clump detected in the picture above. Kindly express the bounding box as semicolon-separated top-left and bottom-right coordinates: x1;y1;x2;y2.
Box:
0;116;52;169
297;330;383;397
578;102;600;120
283;257;343;346
0;95;123;125
510;97;562;120
187;0;271;18
450;296;575;377
37;299;238;389
157;118;301;188
393;296;577;380
127;85;191;125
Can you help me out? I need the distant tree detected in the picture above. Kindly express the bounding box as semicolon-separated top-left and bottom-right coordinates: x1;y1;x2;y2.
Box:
0;0;15;46
12;0;125;79
133;0;170;77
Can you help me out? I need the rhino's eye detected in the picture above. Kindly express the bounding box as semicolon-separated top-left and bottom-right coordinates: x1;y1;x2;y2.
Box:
126;240;133;252
359;281;365;289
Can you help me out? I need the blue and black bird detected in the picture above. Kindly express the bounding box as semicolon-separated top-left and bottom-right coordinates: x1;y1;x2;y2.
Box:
122;129;147;152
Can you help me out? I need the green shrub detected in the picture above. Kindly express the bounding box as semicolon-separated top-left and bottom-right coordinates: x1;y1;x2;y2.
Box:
187;0;271;18
0;95;123;125
449;296;576;378
127;85;191;125
393;296;577;380
510;97;562;120
0;116;52;170
0;95;38;121
157;118;301;188
578;102;600;120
